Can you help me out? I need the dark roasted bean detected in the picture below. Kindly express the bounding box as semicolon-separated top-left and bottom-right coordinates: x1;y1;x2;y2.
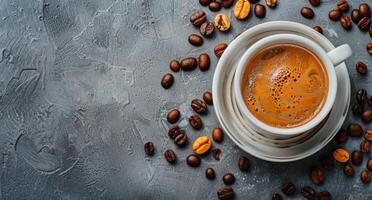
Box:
213;148;221;160
337;0;349;12
144;142;155;156
205;167;216;179
301;7;314;19
203;91;213;105
359;3;371;18
217;187;234;200
222;0;235;8
351;9;361;24
191;99;207;114
188;34;203;46
362;109;372;122
167;109;180;124
313;26;323;34
340;16;352;30
164;149;177;164
168;126;182;139
319;155;334;170
189;115;203;129
361;170;371;183
358;17;371;31
238;156;250;171
186;154;201;167
309;0;320;7
209;2;222;12
174;132;188;147
318;191;332;200
271;193;283;200
214;43;228;58
310;168;325;185
329;9;341;21
367;43;372;55
335;129;348;144
347;123;363;137
190;10;206;26
356;61;368;75
198;53;210;71
343;165;355;176
281;182;296;196
356;89;367;104
200;22;215;37
361;140;371;153
365;130;372;142
352;104;364;115
301;186;316;199
254;4;266;18
367;157;372;171
212;128;223;143
352;150;363;165
199;0;211;6
222;173;235;185
161;73;174;89
180;57;197;71
169;60;180;72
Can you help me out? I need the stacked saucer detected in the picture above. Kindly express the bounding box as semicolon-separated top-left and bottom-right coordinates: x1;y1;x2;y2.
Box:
212;21;350;162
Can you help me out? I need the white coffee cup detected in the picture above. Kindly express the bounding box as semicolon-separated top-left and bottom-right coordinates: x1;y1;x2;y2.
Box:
234;33;352;137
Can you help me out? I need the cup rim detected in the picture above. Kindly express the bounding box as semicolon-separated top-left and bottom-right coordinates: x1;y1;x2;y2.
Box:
234;33;338;136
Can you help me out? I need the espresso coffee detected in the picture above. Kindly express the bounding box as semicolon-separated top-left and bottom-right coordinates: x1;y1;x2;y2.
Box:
241;43;328;128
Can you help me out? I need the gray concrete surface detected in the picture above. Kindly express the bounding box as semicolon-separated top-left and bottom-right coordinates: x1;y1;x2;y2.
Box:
0;0;372;199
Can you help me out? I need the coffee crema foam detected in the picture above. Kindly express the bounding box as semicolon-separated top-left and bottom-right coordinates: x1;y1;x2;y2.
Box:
241;43;328;128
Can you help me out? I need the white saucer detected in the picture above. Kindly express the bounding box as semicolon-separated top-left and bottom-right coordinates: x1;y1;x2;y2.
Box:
212;21;350;162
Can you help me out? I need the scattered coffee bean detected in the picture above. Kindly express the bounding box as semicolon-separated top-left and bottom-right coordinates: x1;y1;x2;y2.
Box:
318;191;332;200
213;148;221;160
206;167;216;179
369;96;372;106
222;0;235;8
309;0;320;7
199;0;211;6
164;149;177;164
367;43;372;55
168;126;182;139
359;3;371;18
301;7;314;19
370;26;372;38
356;61;368;75
265;0;277;8
198;53;210;71
351;9;361;24
212;128;224;143
191;99;207;114
352;103;364;115
174;132;188;147
254;4;266;18
343;165;355;176
340;16;352;30
222;173;235;185
200;22;215;37
169;60;180;72
144;142;155;156
351;150;363;165
233;0;251;20
310;167;325;185
320;155;334;170
214;43;228;58
161;73;174;89
358;17;371;31
188;34;203;46
333;148;350;163
281;182;296;196
189;115;203;129
367;157;372;171
347;123;363;137
356;89;367;104
239;156;250;171
329;9;341;21
362;109;372;122
271;193;283;200
337;0;349;12
203;91;213;105
301;186;316;200
361;140;371;153
217;186;234;200
190;10;206;26
186;154;201;167
365;130;372;142
192;135;212;155
215;13;231;32
335;129;348;144
167;109;180;124
361;170;371;183
180;57;197;71
209;1;222;12
313;26;323;34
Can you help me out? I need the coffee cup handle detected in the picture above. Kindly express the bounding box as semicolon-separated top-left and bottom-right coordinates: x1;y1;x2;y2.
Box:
326;44;352;67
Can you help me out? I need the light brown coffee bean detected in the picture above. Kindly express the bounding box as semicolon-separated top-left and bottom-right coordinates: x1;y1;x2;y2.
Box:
214;43;228;58
192;136;212;155
203;91;213;105
190;10;206;26
215;13;231;32
180;57;197;71
301;7;314;19
265;0;277;8
356;61;368;75
199;53;210;71
359;3;371;18
358;17;371;31
333;148;350;163
341;16;352;30
188;34;203;46
329;9;341;21
169;60;180;72
161;73;174;89
337;0;349;12
234;0;251;20
212;128;223;142
254;4;266;18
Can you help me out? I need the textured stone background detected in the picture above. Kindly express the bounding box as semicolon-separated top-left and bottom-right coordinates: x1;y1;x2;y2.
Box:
0;0;372;199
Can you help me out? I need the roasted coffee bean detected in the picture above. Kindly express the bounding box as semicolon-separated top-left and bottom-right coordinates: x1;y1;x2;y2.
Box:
333;148;350;163
238;156;250;171
188;34;203;46
329;9;341;21
343;165;355;176
249;0;259;3
301;186;316;200
347;123;363;137
301;7;314;19
362;109;372;122
340;16;352;30
214;43;228;58
144;142;155;156
281;182;296;196
352;150;363;165
205;167;216;179
209;2;222;11
309;0;320;7
217;186;234;200
212;128;223;143
335;129;348;144
164;149;177;164
365;130;372;142
161;73;174;89
222;0;235;8
222;173;235;185
310;168;325;185
215;13;231;32
265;0;277;8
351;9;361;24
318;191;332;200
186;154;201;167
352;104;364;115
180;57;197;71
191;99;207;114
200;22;215;37
199;0;211;6
369;96;372;106
370;26;372;38
203;91;213;105
233;0;251;20
168;126;182;139
320;155;334;170
337;0;349;12
361;170;371;183
356;61;368;75
174;132;188;147
367;43;372;55
356;89;367;104
358;17;371;31
192;136;212;155
189;115;203;129
254;4;266;18
271;193;283;200
198;53;210;71
167;109;180;124
190;10;206;26
313;26;323;34
359;3;371;18
169;60;180;72
367;157;372;171
213;148;221;160
361;140;371;153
